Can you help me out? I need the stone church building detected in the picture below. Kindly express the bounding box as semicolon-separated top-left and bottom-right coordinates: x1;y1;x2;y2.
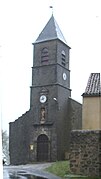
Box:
9;15;82;165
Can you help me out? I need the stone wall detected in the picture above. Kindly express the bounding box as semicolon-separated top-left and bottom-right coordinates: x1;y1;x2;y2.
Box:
9;110;31;165
82;96;101;130
70;130;101;177
68;98;82;130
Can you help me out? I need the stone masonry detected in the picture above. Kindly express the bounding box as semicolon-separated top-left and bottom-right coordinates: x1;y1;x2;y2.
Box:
9;15;82;165
70;130;101;177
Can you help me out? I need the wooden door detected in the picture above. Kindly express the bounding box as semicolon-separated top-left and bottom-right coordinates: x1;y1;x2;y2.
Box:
37;134;49;161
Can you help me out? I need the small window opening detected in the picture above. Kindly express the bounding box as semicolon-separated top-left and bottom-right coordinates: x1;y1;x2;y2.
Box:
41;48;49;63
61;50;66;66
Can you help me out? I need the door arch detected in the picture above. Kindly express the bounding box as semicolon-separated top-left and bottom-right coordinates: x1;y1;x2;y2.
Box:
37;134;49;161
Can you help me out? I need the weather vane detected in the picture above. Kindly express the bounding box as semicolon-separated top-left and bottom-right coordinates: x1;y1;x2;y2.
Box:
49;6;53;15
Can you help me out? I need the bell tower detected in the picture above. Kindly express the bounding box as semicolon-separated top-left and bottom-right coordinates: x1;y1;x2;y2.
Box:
30;15;71;161
9;14;82;165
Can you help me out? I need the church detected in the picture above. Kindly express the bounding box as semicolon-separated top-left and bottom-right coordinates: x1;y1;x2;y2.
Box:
9;15;82;165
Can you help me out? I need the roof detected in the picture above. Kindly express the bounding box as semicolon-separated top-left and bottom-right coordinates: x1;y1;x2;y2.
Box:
35;15;69;46
82;73;101;97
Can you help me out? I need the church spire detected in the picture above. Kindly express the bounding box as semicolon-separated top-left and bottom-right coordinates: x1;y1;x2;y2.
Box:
35;15;68;46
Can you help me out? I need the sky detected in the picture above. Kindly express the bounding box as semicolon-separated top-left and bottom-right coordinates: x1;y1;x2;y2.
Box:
0;0;101;133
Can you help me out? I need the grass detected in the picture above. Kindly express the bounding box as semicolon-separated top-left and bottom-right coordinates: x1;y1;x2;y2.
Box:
45;161;100;179
45;160;70;178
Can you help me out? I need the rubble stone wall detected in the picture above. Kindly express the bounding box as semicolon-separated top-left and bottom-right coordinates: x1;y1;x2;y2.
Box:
70;130;101;177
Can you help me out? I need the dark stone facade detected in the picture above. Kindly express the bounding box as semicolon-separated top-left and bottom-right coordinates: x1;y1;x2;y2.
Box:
70;130;101;177
9;110;31;165
9;15;82;165
9;98;82;165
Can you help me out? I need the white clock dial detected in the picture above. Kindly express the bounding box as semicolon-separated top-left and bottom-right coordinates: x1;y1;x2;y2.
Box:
40;95;47;103
63;73;67;80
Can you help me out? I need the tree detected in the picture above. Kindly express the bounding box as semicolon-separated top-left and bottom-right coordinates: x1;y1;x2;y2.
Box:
2;130;9;164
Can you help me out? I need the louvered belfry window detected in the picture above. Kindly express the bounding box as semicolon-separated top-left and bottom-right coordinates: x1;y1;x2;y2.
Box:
61;50;66;66
41;48;49;63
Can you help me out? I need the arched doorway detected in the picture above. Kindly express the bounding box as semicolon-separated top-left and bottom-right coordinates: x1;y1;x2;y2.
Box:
37;134;49;161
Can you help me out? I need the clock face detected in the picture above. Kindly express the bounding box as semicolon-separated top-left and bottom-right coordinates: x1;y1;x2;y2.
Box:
40;95;47;103
63;73;67;80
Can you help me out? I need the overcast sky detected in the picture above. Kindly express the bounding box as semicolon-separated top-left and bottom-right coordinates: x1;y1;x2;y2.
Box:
0;0;101;133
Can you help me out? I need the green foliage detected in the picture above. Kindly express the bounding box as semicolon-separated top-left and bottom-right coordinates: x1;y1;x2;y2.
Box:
45;160;70;178
2;130;9;164
45;161;100;179
2;130;9;146
66;177;100;179
72;178;100;179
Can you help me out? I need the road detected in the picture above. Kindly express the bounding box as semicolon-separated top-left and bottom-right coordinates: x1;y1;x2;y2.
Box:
3;163;61;179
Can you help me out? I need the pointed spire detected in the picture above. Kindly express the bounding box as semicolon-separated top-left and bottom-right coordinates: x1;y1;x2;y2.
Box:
35;15;68;45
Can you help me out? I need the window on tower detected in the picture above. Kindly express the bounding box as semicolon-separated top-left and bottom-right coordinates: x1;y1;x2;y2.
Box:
41;48;49;63
61;50;66;66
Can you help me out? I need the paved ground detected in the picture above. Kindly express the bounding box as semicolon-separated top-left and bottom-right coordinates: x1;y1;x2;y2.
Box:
3;163;61;179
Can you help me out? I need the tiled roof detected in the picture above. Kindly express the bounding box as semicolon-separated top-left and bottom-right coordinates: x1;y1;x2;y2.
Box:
82;73;101;96
35;15;69;46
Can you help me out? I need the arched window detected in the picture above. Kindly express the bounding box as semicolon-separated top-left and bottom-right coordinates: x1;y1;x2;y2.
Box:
61;50;66;66
41;48;49;63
